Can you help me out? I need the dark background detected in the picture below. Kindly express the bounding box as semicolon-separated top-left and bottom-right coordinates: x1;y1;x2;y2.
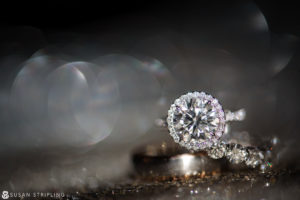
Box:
1;1;299;35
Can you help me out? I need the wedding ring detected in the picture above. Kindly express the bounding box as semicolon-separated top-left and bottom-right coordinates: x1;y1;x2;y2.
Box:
161;91;275;169
132;143;223;177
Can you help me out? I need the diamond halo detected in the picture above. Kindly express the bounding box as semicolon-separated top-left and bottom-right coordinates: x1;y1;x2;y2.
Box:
162;92;274;169
167;92;226;150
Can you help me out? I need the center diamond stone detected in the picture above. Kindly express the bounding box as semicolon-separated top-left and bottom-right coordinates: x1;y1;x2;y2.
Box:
174;98;219;139
167;92;225;150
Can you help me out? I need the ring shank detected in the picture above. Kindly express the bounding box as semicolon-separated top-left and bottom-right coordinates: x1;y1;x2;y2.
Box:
155;108;246;128
132;144;223;177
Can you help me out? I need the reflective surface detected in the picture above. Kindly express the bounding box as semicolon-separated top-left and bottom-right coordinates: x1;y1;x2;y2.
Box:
75;169;297;200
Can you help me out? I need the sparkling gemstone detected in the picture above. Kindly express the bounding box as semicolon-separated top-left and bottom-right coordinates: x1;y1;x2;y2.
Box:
226;144;248;164
207;142;227;159
167;92;225;150
245;148;264;168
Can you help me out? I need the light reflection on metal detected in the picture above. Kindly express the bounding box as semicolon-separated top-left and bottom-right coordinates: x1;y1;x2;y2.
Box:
178;154;194;171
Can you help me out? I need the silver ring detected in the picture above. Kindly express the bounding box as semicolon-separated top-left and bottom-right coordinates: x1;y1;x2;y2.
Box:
159;91;276;169
132;143;223;177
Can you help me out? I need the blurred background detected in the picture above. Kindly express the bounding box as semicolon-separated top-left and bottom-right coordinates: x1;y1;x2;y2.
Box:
0;0;300;199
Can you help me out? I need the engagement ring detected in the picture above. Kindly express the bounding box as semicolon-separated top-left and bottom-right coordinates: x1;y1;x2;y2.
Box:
160;91;275;169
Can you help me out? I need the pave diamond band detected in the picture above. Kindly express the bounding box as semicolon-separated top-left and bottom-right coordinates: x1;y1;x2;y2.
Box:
207;140;277;170
207;142;265;168
163;91;275;169
225;109;246;122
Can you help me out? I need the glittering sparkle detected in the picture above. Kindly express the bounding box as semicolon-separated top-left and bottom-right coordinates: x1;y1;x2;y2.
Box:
167;92;225;150
226;144;248;164
207;142;227;159
245;148;264;168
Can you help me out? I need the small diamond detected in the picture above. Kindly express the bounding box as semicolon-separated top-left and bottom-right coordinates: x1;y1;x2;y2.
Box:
189;139;196;148
173;135;180;143
212;99;218;105
245;148;264;168
235;109;246;121
183;133;191;142
226;144;248;164
215;131;222;137
167;92;225;150
225;109;246;122
207;142;227;159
